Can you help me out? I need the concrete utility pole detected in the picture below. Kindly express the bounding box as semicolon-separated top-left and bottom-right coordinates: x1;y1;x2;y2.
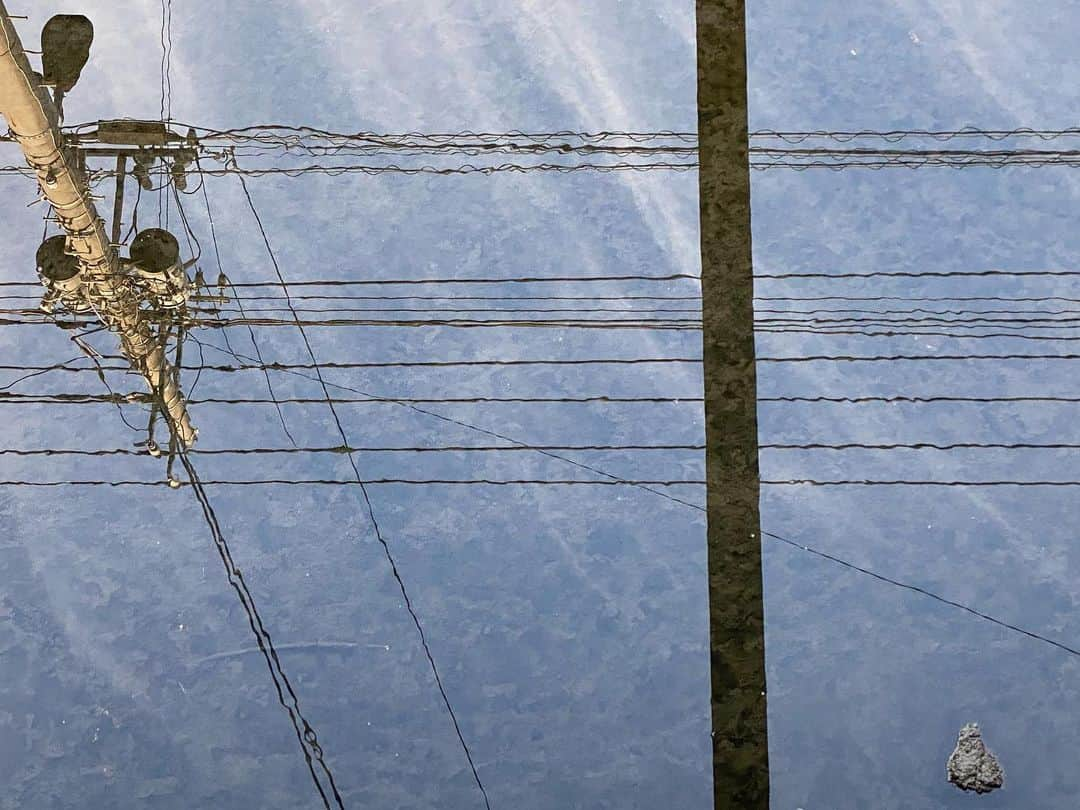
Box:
696;1;769;808
0;2;195;445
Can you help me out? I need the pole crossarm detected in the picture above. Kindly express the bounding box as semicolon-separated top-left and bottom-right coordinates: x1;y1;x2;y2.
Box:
0;2;194;445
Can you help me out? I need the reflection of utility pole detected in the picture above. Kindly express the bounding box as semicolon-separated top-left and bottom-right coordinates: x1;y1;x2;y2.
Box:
0;2;195;445
696;2;769;808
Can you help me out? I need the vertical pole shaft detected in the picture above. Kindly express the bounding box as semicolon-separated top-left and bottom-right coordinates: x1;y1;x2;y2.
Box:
696;2;769;808
111;154;126;245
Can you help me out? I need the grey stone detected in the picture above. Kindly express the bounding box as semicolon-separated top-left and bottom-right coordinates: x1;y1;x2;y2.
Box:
947;723;1004;794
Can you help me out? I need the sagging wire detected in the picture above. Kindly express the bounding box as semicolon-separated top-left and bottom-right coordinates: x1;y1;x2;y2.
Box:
236;165;492;809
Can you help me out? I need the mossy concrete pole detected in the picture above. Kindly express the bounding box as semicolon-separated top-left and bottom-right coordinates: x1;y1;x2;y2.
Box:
0;2;195;444
696;2;769;808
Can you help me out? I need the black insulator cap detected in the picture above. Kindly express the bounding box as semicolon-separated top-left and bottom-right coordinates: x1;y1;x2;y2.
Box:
36;235;80;281
41;15;94;93
130;228;180;274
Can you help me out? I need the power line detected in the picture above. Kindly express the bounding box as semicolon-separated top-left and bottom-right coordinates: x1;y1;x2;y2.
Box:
2;350;1078;381
0;443;708;457
193;161;698;177
195;158;296;445
220;273;700;287
5;442;1078;458
0;357;703;374
184;314;700;330
7;267;1080;287
0;353;86;392
749;127;1080;142
209;305;705;315
754;328;1080;342
158;0;172;123
0;293;707;302
8;390;1080;408
174;447;346;810
0;478;707;487
757;353;1080;363
755;268;1080;279
236;172;492;810
13;391;1080;407
57;122;1080;146
754;307;1080;317
764;531;1080;659
0;393;704;406
21;314;1080;338
762;479;1080;487
755;295;1080;304
758;395;1080;404
33;316;1080;682
191;337;707;514
760;442;1080;450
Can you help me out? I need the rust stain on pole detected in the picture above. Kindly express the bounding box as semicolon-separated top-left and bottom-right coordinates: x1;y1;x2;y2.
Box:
696;1;769;807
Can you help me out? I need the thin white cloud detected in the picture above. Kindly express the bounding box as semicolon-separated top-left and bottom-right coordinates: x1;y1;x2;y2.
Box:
507;0;700;275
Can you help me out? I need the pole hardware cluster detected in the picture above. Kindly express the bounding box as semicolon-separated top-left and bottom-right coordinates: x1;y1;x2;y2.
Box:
0;4;201;459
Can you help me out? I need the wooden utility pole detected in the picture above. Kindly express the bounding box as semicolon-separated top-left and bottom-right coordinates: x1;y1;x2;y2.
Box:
696;2;769;808
0;3;195;444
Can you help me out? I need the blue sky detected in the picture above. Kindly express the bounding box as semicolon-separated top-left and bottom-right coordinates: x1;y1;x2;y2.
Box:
1;2;706;809
2;1;1079;808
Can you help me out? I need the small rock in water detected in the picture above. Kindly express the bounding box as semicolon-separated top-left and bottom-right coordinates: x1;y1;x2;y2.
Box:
947;723;1004;794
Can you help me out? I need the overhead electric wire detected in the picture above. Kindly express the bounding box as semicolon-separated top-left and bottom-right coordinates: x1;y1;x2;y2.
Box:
6;475;1080;488
0;392;705;406
194;161;698;177
161;283;1080;674
761;479;1080;486
187;335;707;514
755;295;1080;304
0;356;703;375
58;122;1080;147
0;477;705;487
9;387;1080;408
54;122;1080;174
57;323;143;435
0;353;86;392
756;352;1080;362
74;299;345;807
749;126;1080;142
755;268;1080;279
0;293;709;303
764;531;1080;660
9;441;1080;458
236;172;491;810
19;295;1080;677
760;441;1080;450
158;333;1080;671
21;308;1080;337
196;159;296;445
173;448;346;810
25;315;1080;339
26;120;1080;696
0;443;708;458
210;304;705;315
6;348;1080;386
6;267;1080;288
219;273;699;287
757;394;1080;404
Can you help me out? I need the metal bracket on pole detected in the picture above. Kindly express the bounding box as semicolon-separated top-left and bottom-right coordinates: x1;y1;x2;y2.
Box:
110;154;125;245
